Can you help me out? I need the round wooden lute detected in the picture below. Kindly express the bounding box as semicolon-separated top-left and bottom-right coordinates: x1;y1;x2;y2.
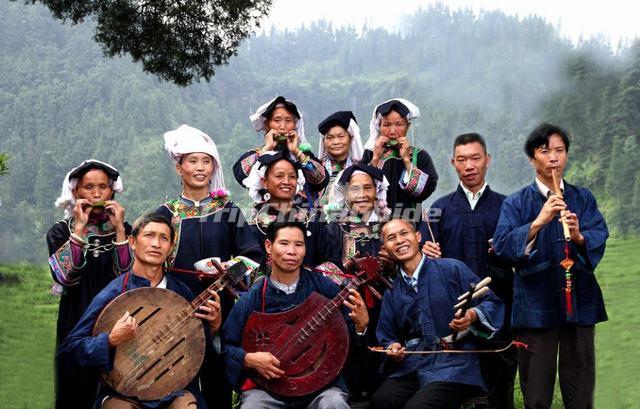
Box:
92;259;247;401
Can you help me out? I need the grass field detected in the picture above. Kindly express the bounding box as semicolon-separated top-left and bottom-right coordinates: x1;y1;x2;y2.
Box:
0;237;638;408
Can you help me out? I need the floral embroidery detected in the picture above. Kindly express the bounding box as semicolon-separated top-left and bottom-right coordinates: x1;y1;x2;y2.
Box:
241;152;259;176
162;195;230;265
251;203;310;235
376;147;420;168
341;224;381;263
402;166;425;194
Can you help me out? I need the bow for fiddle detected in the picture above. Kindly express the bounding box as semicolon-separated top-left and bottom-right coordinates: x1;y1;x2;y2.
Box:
552;168;575;316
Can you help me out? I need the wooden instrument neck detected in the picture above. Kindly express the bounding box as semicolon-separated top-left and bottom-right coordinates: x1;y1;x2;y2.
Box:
189;276;228;310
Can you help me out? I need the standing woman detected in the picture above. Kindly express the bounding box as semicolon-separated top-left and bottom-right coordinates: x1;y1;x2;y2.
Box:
47;159;132;409
232;96;329;200
317;111;364;204
361;98;438;216
157;124;263;409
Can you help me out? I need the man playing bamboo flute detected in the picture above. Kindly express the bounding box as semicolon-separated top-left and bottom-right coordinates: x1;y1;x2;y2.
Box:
492;123;609;409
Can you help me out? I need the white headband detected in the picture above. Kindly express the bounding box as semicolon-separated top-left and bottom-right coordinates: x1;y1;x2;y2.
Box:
163;124;226;192
365;98;420;150
249;96;308;144
54;159;124;219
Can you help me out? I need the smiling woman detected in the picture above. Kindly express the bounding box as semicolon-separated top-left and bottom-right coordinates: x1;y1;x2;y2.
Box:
156;124;263;409
245;149;339;270
233;96;329;205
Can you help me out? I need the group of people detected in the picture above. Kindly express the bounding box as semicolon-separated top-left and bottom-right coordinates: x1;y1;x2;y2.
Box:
46;96;609;409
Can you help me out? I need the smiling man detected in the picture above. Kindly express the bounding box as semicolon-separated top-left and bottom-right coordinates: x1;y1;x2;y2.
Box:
58;212;221;409
492;123;609;409
419;132;516;408
371;218;504;409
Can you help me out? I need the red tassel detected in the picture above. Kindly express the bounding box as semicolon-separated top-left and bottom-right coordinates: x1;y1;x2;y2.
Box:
565;288;573;316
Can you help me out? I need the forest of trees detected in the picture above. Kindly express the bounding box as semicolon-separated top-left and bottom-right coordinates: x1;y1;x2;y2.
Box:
0;1;638;263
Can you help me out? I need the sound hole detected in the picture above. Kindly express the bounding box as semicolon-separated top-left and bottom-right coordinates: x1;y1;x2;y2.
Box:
129;306;144;317
135;337;186;381
137;307;162;327
255;332;271;347
288;342;328;378
154;355;184;382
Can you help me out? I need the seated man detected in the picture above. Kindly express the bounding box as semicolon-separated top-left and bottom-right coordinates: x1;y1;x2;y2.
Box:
223;221;369;409
371;218;504;409
58;212;221;409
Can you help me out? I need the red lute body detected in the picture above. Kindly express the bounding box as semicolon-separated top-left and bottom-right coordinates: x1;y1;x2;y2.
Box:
242;291;350;397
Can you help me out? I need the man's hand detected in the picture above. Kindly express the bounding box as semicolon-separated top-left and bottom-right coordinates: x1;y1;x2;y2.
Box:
562;210;585;245
378;247;396;271
422;241;442;259
194;290;222;334
244;352;285;380
449;308;478;332
108;311;138;347
343;289;369;333
535;195;566;227
529;195;567;240
385;342;406;362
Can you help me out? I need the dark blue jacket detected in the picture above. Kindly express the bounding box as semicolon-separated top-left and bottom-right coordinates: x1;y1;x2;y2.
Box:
223;268;361;396
492;181;608;328
58;272;207;409
376;258;504;390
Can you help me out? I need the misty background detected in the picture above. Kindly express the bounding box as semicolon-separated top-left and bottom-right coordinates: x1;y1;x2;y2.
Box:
1;1;639;263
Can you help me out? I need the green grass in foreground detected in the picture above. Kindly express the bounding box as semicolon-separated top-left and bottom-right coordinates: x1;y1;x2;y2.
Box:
0;237;638;408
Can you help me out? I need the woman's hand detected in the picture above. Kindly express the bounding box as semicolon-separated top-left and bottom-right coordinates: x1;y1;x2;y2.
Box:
371;136;390;166
72;199;92;235
262;130;279;152
397;136;411;163
105;200;126;239
287;130;301;156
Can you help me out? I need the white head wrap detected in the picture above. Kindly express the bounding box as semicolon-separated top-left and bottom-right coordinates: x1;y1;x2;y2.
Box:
317;117;364;170
249;96;307;144
54;159;124;219
242;150;305;203
365;98;421;150
163;124;226;191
